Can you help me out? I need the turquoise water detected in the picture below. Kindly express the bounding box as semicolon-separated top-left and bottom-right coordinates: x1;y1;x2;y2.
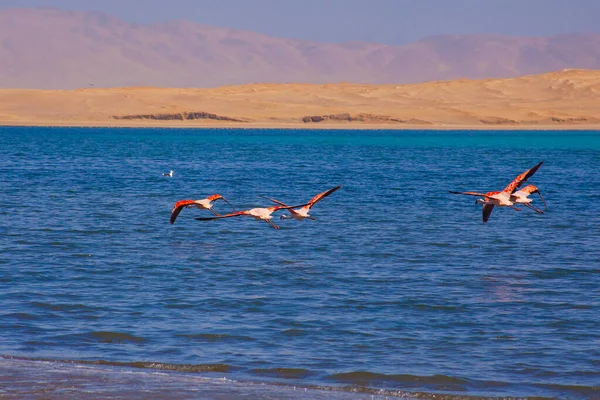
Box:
1;127;599;399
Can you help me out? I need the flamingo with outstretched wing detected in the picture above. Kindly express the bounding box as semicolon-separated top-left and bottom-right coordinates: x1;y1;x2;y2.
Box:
170;194;235;224
260;186;342;221
449;161;544;223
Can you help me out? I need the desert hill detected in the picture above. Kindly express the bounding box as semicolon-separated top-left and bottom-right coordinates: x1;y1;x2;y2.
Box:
1;7;600;89
1;69;598;128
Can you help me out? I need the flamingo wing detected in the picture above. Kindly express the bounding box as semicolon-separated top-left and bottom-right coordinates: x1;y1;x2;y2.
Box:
259;195;289;207
306;185;342;209
170;199;196;224
268;203;311;212
482;204;495;223
503;161;544;193
260;195;303;215
195;210;250;221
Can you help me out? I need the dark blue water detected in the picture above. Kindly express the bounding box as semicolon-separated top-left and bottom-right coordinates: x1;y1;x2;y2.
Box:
1;127;599;400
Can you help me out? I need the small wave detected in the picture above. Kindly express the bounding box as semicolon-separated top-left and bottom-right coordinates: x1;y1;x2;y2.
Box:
51;331;147;344
3;312;40;320
251;368;316;379
133;228;155;233
549;223;574;229
112;361;232;373
493;335;516;341
310;384;553;400
413;303;465;312
531;267;597;279
164;303;194;309
329;371;469;388
2;355;232;373
326;370;597;399
72;228;122;235
425;242;454;248
538;382;600;398
23;340;51;347
176;333;254;342
30;302;96;312
281;329;305;337
86;331;146;344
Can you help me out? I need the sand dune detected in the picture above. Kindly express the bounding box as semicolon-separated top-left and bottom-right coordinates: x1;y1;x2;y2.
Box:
1;69;599;129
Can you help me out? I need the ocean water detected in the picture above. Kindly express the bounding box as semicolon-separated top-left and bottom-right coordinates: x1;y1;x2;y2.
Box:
0;126;599;400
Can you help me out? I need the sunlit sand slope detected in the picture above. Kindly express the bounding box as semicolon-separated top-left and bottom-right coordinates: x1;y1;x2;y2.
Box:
1;69;599;129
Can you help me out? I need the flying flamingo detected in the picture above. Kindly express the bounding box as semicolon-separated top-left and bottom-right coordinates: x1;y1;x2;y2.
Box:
449;161;544;223
195;203;310;229
260;185;342;220
170;194;235;224
510;184;548;214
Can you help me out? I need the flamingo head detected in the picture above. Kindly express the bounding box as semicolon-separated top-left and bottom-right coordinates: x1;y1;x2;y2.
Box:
522;185;547;211
207;194;235;211
521;184;539;195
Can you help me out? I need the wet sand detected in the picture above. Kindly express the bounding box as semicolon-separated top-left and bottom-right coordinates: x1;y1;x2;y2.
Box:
0;69;599;130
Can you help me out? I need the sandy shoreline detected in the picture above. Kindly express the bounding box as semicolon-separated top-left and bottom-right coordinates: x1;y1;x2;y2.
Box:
1;356;526;399
0;357;400;400
2;120;600;130
1;69;599;130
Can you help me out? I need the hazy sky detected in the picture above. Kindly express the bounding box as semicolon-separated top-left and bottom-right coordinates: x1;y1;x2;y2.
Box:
3;0;599;44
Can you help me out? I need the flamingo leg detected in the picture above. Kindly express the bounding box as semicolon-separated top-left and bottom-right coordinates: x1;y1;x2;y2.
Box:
524;203;544;214
537;193;548;211
509;205;522;211
209;209;221;217
266;219;280;229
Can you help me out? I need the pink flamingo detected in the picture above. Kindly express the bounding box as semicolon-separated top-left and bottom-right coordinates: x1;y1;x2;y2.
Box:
195;203;310;229
260;186;342;220
450;161;544;223
170;194;235;224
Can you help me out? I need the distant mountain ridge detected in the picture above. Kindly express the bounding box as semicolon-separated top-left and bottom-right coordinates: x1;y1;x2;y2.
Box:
1;7;600;89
